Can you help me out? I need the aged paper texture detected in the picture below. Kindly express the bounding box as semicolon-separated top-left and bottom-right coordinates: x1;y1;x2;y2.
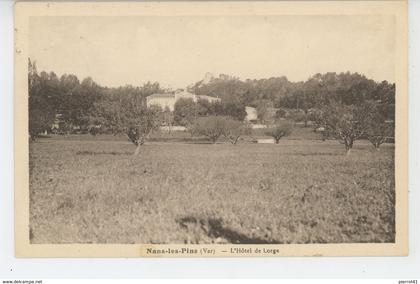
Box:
15;1;408;257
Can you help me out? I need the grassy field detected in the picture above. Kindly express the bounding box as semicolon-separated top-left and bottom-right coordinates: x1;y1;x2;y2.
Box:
29;132;395;244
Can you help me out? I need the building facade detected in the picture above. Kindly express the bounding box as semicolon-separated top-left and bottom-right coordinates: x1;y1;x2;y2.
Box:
146;90;220;111
146;93;176;111
245;106;258;122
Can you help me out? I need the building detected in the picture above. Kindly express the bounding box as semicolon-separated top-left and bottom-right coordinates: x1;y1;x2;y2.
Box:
196;94;221;104
146;90;220;111
146;93;176;111
245;106;258;122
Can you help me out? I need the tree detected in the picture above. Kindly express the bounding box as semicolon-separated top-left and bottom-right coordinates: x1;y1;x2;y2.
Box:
90;99;161;155
28;108;55;140
365;105;393;150
196;99;213;116
197;99;247;121
322;102;373;155
174;98;197;126
308;108;329;141
57;75;103;132
28;59;56;140
278;85;315;127
366;122;392;151
162;106;174;134
190;116;229;143
274;109;287;120
287;109;306;124
223;119;252;145
221;101;247;121
256;99;274;124
300;93;316;127
265;121;294;143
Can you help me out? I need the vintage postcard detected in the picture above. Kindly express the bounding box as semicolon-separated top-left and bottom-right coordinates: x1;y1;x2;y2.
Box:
14;1;408;257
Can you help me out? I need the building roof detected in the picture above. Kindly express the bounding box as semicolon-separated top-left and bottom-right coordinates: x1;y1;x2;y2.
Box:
148;92;220;102
197;95;220;100
147;93;175;99
175;90;195;97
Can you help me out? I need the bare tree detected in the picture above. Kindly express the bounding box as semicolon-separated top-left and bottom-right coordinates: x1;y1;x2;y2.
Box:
365;106;393;151
322;102;373;155
223;119;252;145
309;108;330;141
162;106;174;134
190;116;228;143
265;121;294;144
90;98;162;155
367;124;392;150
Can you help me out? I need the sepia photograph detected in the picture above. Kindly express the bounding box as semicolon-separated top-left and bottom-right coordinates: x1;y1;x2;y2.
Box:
14;1;408;257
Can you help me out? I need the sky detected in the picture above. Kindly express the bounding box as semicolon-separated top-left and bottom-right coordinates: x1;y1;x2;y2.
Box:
29;15;396;89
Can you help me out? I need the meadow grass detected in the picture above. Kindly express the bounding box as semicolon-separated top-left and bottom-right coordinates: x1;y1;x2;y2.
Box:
29;134;395;244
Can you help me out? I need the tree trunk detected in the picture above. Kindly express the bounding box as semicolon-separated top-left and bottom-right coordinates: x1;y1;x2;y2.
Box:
304;110;308;128
133;137;145;156
346;147;351;155
134;144;141;156
345;139;353;155
230;136;240;145
29;134;36;142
